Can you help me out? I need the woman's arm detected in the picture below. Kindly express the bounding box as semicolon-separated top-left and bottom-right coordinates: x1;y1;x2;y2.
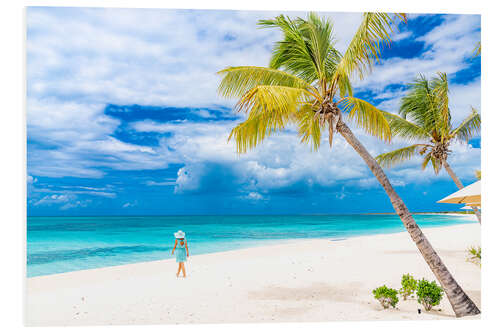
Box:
185;241;189;257
171;239;178;254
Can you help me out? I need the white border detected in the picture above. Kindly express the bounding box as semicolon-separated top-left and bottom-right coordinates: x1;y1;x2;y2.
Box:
2;0;499;332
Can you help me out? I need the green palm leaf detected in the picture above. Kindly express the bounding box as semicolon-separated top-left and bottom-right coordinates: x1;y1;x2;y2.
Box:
400;76;437;130
228;85;313;153
228;113;281;154
450;107;481;142
217;66;315;99
383;112;430;141
375;144;428;168
430;154;442;174
339;96;391;142
334;13;407;81
259;13;338;83
296;103;322;150
236;85;312;117
421;152;432;170
431;72;451;136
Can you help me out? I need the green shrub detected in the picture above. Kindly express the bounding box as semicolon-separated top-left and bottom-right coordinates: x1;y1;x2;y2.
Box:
467;246;481;266
399;273;418;300
416;279;443;311
373;285;399;309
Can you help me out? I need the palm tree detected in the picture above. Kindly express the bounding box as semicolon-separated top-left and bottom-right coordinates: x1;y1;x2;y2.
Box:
217;12;480;317
376;73;481;223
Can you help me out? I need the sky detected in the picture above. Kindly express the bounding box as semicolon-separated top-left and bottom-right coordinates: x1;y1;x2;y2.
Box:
26;7;481;216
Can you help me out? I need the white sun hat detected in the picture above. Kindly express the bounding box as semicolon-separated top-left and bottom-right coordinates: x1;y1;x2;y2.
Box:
174;230;186;239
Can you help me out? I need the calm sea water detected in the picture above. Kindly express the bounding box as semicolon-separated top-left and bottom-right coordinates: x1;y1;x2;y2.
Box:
27;214;474;277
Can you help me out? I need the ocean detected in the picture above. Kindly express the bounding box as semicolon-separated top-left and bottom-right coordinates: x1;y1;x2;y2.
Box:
27;214;474;277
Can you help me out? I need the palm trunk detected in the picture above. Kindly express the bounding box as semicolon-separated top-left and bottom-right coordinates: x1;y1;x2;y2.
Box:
442;160;481;224
336;120;480;317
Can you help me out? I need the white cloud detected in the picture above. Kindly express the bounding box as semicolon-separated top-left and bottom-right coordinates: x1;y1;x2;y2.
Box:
448;78;481;122
28;183;118;206
61;199;92;210
26;8;480;196
131;114;479;195
133;118;370;191
246;192;264;200
33;194;71;206
122;201;138;208
392;30;412;42
145;179;177;186
32;193;92;210
28;8;358;178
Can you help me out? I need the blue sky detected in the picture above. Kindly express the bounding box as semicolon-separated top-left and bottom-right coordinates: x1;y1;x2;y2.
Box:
26;8;481;216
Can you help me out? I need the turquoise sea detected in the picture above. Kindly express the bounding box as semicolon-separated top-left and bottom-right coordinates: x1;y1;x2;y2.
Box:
27;214;474;277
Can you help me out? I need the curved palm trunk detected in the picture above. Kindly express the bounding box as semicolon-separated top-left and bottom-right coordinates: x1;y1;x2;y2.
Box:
336;120;480;317
442;160;481;224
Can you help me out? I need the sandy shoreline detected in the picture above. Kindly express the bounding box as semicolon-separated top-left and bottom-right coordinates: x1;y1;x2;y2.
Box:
26;223;481;325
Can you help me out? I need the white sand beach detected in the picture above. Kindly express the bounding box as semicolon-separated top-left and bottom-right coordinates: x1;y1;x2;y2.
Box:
25;222;481;326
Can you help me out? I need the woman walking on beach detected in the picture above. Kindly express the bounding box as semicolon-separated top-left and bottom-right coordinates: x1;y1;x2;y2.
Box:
171;230;189;278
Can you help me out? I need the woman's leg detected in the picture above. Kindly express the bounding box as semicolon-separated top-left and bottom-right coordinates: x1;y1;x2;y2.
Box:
181;262;186;277
176;263;181;277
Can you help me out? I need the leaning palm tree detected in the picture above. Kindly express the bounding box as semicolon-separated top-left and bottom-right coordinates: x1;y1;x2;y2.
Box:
376;73;481;223
217;13;480;317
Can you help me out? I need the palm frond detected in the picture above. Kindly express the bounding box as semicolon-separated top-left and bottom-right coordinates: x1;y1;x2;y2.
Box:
431;72;451;136
400;74;441;136
228;113;280;154
259;14;319;82
296;103;322;151
450;107;481;142
228;85;312;153
299;13;338;81
337;70;353;97
333;67;353;97
429;154;442;174
338;96;391;142
334;12;407;81
259;13;339;83
236;85;312;117
421;153;432;170
383;111;430;141
217;66;315;99
375;144;426;168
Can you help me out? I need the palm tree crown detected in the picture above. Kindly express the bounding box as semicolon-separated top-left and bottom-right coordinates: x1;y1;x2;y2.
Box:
218;13;406;152
376;73;481;174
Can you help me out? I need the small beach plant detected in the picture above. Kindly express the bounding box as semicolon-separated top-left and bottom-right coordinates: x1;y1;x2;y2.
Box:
467;246;481;266
373;285;399;309
399;273;417;300
375;73;481;224
217;12;480;317
416;279;444;311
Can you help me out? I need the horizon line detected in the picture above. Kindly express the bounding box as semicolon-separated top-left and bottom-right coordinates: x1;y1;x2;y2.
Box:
27;211;471;218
